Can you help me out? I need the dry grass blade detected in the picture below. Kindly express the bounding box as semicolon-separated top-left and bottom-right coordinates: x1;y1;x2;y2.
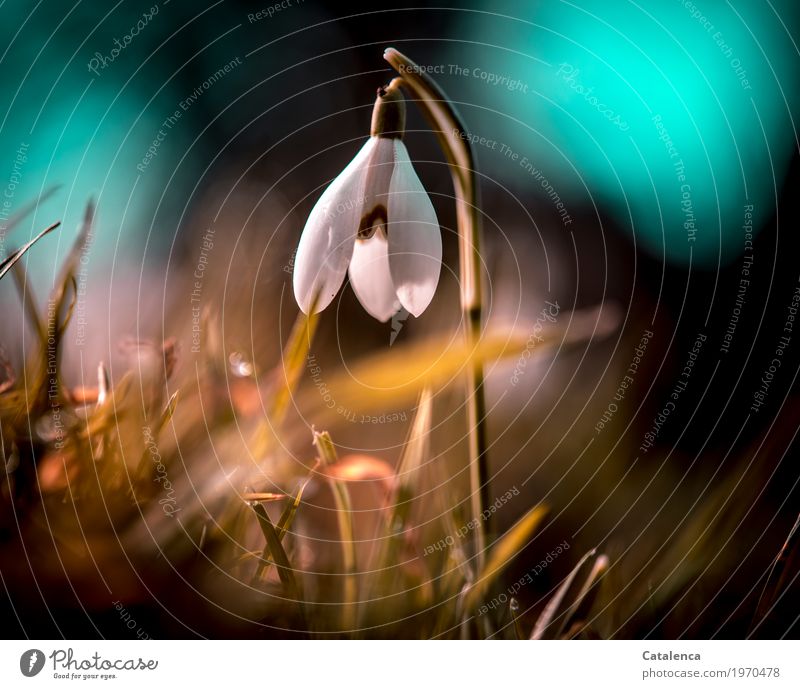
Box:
83;372;134;439
251;304;319;457
357;389;433;628
243;492;286;502
0;221;60;282
271;305;319;424
8;203;82;358
135;390;180;479
298;306;619;416
97;361;111;406
276;463;318;541
557;553;609;638
5;222;67;369
52;200;94;304
251;501;303;604
27;251;74;413
752;512;800;631
0;185;60;240
530;549;597;640
40;202;91;361
11;260;46;346
386;387;433;542
56;275;78;337
157;390;180;433
314;429;357;630
254;463;318;581
463;504;548;613
397;388;433;480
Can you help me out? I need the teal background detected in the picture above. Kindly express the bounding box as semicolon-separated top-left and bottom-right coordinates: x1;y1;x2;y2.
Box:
449;0;800;266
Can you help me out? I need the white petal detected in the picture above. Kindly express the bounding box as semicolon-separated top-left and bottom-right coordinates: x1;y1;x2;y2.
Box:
293;138;376;314
359;137;396;237
387;140;442;317
348;232;399;322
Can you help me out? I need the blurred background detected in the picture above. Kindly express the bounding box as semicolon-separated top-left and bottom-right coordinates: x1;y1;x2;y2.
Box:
0;0;798;639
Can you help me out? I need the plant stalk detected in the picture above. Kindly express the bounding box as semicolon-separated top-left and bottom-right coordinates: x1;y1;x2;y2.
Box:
383;48;491;571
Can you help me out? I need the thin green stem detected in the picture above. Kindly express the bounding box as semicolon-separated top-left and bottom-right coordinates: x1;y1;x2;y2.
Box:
383;47;491;572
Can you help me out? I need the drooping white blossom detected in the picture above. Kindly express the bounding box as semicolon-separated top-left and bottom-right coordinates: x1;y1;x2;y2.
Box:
293;136;441;322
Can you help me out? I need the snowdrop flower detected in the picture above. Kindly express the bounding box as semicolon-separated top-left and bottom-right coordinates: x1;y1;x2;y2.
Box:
293;79;441;322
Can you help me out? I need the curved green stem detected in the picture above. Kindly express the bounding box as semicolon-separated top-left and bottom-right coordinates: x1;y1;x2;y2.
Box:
383;48;491;572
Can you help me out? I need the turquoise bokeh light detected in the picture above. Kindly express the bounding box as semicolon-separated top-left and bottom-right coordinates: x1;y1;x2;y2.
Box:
0;3;192;280
451;0;799;265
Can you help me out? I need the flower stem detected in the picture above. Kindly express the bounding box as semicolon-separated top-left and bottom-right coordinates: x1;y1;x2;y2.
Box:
383;48;491;571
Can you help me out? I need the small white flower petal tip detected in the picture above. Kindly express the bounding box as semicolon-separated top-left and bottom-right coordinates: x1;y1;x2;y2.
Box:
292;78;441;322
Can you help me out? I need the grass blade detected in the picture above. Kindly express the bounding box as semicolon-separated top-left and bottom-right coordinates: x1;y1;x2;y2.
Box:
135;390;180;479
298;305;618;416
52;200;94;303
158;390;180;433
557;553;609;638
11;260;46;347
253;461;318;581
0;185;60;239
357;389;433;629
752;512;800;632
276;463;318;541
531;548;597;640
252;304;319;457
463;504;548;613
251;501;303;605
0;221;60;282
384;387;433;560
314;429;357;631
271;305;319;423
97;361;111;406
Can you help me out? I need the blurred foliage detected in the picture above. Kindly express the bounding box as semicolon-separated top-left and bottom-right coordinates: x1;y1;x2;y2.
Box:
0;195;796;638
